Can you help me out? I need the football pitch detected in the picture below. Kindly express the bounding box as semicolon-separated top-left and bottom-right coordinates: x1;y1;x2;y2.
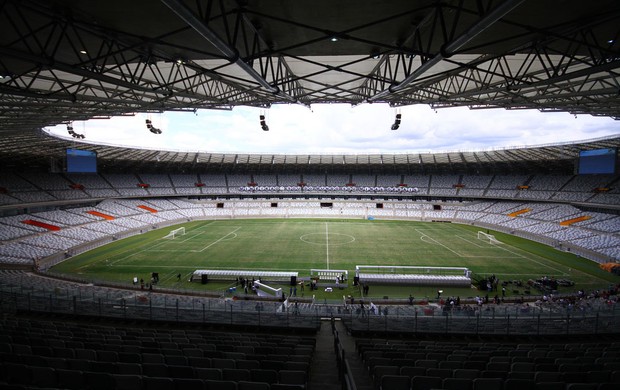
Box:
51;219;617;299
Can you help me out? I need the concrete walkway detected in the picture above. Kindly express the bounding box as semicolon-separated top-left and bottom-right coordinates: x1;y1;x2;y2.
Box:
308;318;374;390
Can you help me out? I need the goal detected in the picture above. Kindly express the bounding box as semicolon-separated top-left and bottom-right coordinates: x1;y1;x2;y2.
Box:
477;231;502;245
163;227;186;239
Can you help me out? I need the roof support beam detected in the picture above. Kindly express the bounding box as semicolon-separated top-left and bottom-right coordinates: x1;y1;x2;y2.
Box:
0;47;170;96
160;0;296;103
368;0;525;102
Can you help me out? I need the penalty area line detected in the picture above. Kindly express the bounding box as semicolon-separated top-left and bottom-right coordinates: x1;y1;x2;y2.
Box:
191;227;241;253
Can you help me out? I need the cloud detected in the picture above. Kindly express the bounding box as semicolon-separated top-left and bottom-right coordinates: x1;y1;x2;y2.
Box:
47;104;620;154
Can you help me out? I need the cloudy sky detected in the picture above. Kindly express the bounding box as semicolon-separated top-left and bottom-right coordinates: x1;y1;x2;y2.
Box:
48;104;620;154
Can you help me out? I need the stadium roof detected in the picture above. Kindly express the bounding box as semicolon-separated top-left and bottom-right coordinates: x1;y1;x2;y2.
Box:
2;129;618;174
1;0;620;137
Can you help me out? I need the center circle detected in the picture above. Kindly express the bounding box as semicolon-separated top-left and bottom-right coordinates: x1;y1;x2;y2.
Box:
300;233;356;246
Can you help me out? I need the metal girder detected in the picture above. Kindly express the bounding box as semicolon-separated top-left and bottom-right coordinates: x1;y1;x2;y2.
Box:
160;0;301;103
0;0;276;131
374;5;620;117
391;52;620;116
365;0;526;102
250;54;307;104
1;0;620;135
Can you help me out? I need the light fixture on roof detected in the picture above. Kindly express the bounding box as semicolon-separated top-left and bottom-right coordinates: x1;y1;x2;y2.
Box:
79;50;87;54
259;114;269;131
330;36;338;42
390;113;402;130
145;118;162;134
66;123;85;139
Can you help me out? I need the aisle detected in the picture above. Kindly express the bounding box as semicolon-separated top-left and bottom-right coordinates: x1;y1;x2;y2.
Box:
334;320;374;390
308;320;342;390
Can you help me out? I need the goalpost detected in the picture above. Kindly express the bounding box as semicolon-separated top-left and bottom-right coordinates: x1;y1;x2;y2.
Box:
477;230;502;245
163;227;186;239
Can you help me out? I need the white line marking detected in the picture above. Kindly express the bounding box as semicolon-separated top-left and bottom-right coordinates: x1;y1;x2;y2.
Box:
190;227;241;253
416;229;465;257
108;222;219;265
491;240;567;275
325;222;330;270
456;235;488;248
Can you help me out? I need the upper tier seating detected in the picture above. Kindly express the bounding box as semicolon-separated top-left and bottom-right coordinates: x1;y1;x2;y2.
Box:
278;174;302;186
0;172;617;206
253;175;278;186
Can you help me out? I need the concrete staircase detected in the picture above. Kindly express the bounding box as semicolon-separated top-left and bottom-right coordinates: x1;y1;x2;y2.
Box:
308;319;374;390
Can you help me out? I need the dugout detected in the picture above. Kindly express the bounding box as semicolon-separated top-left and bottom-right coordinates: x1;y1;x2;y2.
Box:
191;269;298;283
356;265;471;287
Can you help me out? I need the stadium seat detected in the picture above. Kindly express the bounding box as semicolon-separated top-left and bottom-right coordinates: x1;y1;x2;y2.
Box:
473;377;504;390
117;362;142;375
411;375;442;390
223;368;251;381
55;368;85;389
30;366;58;388
113;374;143;390
238;381;271;390
143;376;175;390
279;370;307;387
504;378;535;390
84;371;115;390
373;365;400;386
536;382;566;390
380;374;411;390
195;368;222;380
443;377;473;390
251;369;279;384
426;368;453;379
400;366;427;379
453;369;481;379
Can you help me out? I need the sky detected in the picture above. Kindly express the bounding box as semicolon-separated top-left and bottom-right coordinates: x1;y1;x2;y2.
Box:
47;104;620;154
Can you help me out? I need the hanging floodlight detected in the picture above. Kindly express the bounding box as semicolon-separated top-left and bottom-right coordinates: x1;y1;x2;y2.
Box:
391;113;402;130
145;118;162;134
259;114;269;131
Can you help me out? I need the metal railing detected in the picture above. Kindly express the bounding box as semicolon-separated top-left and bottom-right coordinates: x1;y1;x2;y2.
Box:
2;284;618;336
0;289;321;331
341;302;620;336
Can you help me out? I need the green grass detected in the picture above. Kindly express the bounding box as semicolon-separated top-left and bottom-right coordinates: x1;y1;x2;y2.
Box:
50;219;619;300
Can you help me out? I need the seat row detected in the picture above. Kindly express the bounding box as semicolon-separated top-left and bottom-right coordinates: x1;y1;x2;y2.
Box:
1;317;315;343
357;342;620;363
3;340;313;361
1;330;315;351
1;363;306;389
365;356;620;374
2;351;310;373
371;364;620;384
378;374;618;390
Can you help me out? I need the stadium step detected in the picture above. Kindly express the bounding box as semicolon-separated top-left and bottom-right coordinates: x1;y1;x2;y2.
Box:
334;320;374;390
308;320;342;390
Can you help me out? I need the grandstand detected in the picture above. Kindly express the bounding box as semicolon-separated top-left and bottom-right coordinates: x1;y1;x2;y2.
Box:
1;1;620;390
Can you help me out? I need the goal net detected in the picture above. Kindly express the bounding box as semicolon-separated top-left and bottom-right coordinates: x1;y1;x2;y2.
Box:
477;231;502;245
164;227;186;239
